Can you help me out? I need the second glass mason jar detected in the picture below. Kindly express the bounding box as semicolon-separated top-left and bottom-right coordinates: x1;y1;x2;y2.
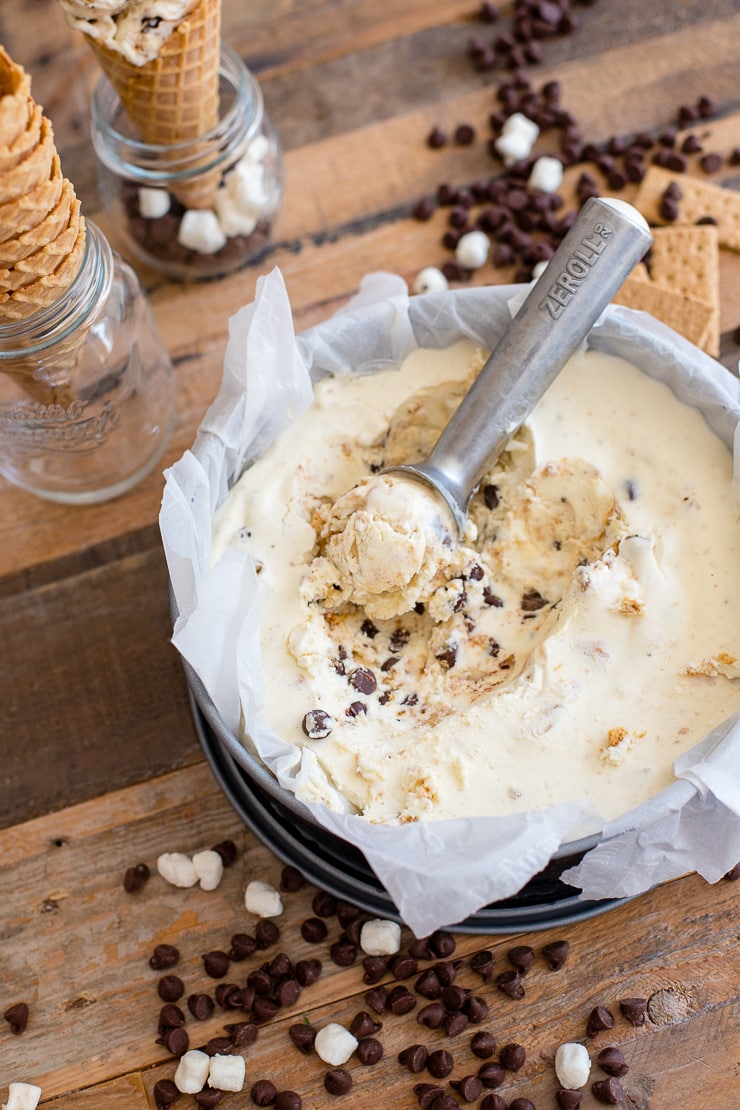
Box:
0;221;173;504
90;45;284;281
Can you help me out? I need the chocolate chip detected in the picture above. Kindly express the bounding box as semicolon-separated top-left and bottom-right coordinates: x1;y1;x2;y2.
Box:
215;983;243;1009
455;123;476;145
324;1068;352;1095
427;126;448;149
697;94;719;117
202;950;231;978
159;1002;185;1030
478;1062;505;1089
417;1001;446;1028
399;1043;429;1072
597;1046;629;1076
302;709;333;739
280;865;305;892
507;945;535;973
483;483;500;509
471;1030;496;1058
500;1042;526;1070
389;985;417;1015
288;1022;316;1053
149;944;180;970
586;1005;615;1036
521;588;548;612
251;1079;278;1106
542;939;570;969
195;1088;223;1108
699;152;723;173
483;587;504;607
444;1010;469;1036
157;975;184;1003
659;196;680;221
451;1074;484;1101
248;968;273;995
619;996;647;1026
495;970;524;998
480;1096;507;1110
414;968;441;998
301;916;328;943
330;938;357;967
428;1095;458;1110
428;931;455;958
253;996;281;1023
348;1011;381;1040
162;1026;189;1056
356;1035;383;1065
556;1092;583;1110
462;995;489;1023
509;1101;535;1110
211;839;238;866
224;1020;258;1046
256;920;281;949
229;932;257;960
123;862;150;893
436;646;457;669
724;861;740;880
440;983;467;1011
188;994;214;1016
427;1048;454;1078
414;1084;445;1110
349;667;377;694
274;1092;302;1110
3;1002;29;1035
365;985;388;1014
153;1079;180;1108
592;1077;625;1104
362;956;388;984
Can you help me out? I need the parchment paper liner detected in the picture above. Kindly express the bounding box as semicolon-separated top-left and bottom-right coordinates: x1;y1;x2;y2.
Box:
161;268;740;936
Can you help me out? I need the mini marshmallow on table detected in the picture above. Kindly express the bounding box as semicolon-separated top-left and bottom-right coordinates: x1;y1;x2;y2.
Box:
2;1083;42;1110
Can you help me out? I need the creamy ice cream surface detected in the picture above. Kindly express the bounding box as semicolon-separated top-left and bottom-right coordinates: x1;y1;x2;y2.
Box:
59;0;200;65
212;340;740;826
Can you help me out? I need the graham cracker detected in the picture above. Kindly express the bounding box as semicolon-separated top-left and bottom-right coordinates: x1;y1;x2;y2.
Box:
648;224;720;356
613;271;715;351
634;165;740;252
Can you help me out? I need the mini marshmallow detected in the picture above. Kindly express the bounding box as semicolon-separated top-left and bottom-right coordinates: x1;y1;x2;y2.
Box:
528;155;564;193
244;133;270;164
214;187;259;238
174;1049;211;1094
360;918;402;956
2;1083;42;1110
412;266;448;294
245;879;283;917
494;111;539;167
226;157;268;211
314;1023;358;1066
157;852;198;888
191;849;224;892
177;209;227;255
555;1042;591;1089
138;186;170;219
455;229;490;269
208;1053;246;1092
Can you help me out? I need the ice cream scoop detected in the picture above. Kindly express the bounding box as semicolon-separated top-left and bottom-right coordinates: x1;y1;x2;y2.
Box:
386;196;653;536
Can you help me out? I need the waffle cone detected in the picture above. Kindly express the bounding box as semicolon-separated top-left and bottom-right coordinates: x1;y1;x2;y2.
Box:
0;101;42;174
88;0;222;207
0;116;56;206
0;153;64;243
0;217;85;320
0;179;75;265
0;46;32;148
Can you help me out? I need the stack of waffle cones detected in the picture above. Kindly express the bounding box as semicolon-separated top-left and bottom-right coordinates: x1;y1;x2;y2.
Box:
0;47;87;405
83;0;222;209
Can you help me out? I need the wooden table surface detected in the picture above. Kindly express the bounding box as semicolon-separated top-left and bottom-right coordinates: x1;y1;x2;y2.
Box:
1;2;739;1107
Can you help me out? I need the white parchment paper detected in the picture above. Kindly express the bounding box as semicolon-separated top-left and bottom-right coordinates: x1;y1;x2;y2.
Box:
161;267;740;936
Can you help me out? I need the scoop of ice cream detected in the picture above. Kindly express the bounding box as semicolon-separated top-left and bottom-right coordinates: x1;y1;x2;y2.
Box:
309;474;457;620
60;0;200;65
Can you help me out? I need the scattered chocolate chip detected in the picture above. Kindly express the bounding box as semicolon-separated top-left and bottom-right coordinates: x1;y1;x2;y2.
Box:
480;1096;507;1110
427;1095;458;1110
276;979;301;1007
3;1002;29;1035
500;1042;526;1070
697;94;719;117
301;709;333;740
469;950;494;981
149;944;180;970
509;1101;535;1110
542;939;570;969
389;953;417;980
362;956;388;984
399;1043;429;1072
251;1079;278;1106
389;985;417;1015
288;1022;316;1053
455;123;476;145
495;970;524;998
357;1035;384;1065
434;961;460;987
195;1088;223;1108
413;197;436;221
415;968;442;998
462;995;489;1023
592;1077;625;1104
330;938;357;967
205;1036;234;1056
280;865;305;892
597;1046;629;1076
417;1001;447;1028
350;1011;382;1039
619;996;647;1026
724;861;740;880
507;945;535;973
427;126;448;149
556;1091;583;1110
224;1020;258;1046
451;1074;484;1101
699;152;723;173
211;839;238;866
153;1079;180;1108
202;950;231;979
429;931;456;958
365;985;388;1014
274;1091;302;1110
123;862;150;893
157;975;185;1003
253;996;281;1023
440;983;467;1011
301;917;328;943
478;1061;506;1089
215;983;243;1009
324;1068;352;1095
229;932;257;960
256;920;281;949
444;1010;469;1036
247;968;273;995
471;1030;497;1058
587;1005;615;1036
295;957;322;987
162;1026;189;1056
414;1083;444;1110
427;1048;454;1078
159;1003;186;1030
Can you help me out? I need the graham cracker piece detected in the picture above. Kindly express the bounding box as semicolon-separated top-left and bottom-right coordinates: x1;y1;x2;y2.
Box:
613;271;715;350
648;224;720;356
634;165;740;251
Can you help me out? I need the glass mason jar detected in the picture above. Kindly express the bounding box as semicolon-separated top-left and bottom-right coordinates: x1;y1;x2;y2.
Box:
90;45;284;281
0;221;173;503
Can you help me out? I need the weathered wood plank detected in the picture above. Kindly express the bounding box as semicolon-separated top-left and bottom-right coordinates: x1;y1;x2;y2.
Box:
1;763;738;1104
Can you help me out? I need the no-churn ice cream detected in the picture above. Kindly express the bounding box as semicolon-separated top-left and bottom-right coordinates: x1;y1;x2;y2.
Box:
212;339;740;826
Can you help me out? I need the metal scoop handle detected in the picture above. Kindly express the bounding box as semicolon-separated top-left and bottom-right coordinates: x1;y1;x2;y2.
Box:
388;196;653;534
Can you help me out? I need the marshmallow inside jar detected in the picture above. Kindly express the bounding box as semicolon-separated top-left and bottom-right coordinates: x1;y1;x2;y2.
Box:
163;270;740;935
